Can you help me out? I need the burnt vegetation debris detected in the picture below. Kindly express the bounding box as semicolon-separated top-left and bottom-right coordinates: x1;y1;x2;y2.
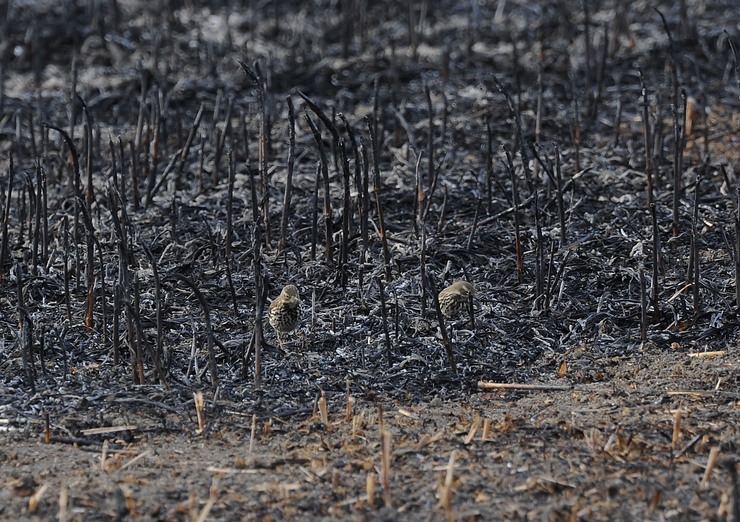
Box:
0;0;738;427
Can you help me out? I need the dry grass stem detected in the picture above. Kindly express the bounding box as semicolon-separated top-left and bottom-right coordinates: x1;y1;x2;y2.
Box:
438;450;457;522
481;418;492;441
58;481;67;522
345;379;353;421
249;414;257;455
81;425;138;436
464;415;481;445
381;429;391;508
319;389;329;425
120;450;152;471
194;391;205;434
688;351;727;358
672;411;682;450
28;483;48;513
366;472;375;507
194;477;220;522
100;440;109;471
700;446;721;491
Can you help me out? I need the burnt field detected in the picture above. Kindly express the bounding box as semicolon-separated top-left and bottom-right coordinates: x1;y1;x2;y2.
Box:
2;1;740;520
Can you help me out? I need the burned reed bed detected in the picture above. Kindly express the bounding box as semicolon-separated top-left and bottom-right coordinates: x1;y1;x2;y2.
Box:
0;0;738;450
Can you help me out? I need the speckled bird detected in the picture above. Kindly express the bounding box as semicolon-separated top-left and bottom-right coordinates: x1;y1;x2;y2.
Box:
438;281;476;319
268;284;301;349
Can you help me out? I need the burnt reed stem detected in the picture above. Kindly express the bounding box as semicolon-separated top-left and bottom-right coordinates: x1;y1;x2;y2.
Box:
466;198;482;251
63;214;71;321
413;150;424;236
425;84;434;207
736;186;740;312
310;163;320;262
639;69;654;205
374;276;392;368
367;117;393;281
304;109;334;265
613;77;623;147
420;226;427;316
555;145;566;245
503;145;523;283
672;89;687;238
249;168;264;389
132;274;144;384
651;202;661;324
214;95;233;178
427;275;456;374
31;161;41;272
0;154;13;281
640;263;648;342
486;117;493;213
360;137;370;254
691;173;701;313
279;96;296;251
168;273;217;391
571;75;581;176
225;150;238;317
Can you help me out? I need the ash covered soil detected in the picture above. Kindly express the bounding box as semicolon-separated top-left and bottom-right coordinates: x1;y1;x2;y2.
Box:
2;0;740;520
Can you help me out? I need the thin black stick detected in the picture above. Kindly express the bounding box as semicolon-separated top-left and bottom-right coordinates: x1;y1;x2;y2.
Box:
555;145;566;245
427;276;456;374
310;164;320;261
691;172;701;314
651;202;661;324
413;150;424;236
367;117;392;281
340;113;361;242
571;75;581;177
375;276;392;367
165;102;205;204
129;141;139;211
486;117;493;213
736;186;740;312
133;66;148;205
494;78;543;299
17;262;35;392
141;243;165;371
339;138;352;287
671;89;687;238
249;168;265;389
360;137;370;254
613;77;623;147
425;84;435;209
640;264;648;342
167;272;218;393
79;97;95;330
63;214;71;321
0;153;14;281
239;61;271;248
279;96;296;251
420;226;427;317
31;160;41;274
503;145;523;283
214;95;233;179
225;150;238;317
126;294;169;391
118;137;127;208
48;123;83;294
466;198;482;251
304;109;334;265
639;69;654;205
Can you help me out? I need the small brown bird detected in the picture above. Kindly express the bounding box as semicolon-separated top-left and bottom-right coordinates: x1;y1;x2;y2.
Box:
438;281;476;319
268;284;302;349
